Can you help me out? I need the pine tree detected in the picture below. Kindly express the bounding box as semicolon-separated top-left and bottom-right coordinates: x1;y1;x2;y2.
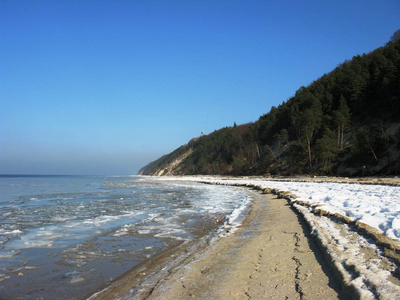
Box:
315;129;337;173
333;95;351;150
293;88;323;168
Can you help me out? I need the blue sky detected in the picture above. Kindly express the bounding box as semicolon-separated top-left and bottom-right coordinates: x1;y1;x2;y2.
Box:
1;0;399;175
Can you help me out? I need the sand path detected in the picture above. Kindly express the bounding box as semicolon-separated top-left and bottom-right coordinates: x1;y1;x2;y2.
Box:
146;192;346;300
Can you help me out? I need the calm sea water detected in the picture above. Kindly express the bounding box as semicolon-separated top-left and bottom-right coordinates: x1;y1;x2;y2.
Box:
0;175;250;299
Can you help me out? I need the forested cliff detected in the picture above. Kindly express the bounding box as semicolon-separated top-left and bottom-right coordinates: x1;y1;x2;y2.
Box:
139;34;400;177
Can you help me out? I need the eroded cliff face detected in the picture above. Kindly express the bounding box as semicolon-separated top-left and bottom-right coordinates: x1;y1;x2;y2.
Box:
139;149;193;176
154;149;193;176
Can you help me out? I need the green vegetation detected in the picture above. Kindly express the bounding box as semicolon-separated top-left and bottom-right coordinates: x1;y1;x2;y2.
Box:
139;33;400;177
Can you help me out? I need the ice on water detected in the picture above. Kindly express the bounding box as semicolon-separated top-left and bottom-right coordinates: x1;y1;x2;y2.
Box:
0;175;250;299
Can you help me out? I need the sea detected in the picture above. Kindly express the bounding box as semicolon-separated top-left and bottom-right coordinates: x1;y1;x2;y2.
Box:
0;175;251;299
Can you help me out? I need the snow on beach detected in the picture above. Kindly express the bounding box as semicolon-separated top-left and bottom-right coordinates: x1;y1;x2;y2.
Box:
149;176;400;299
159;176;400;241
256;180;400;240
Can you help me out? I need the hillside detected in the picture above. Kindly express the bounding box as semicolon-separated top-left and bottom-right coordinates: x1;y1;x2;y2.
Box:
139;35;400;177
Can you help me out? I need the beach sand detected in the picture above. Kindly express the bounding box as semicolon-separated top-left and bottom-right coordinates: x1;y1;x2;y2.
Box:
90;190;348;299
146;192;346;300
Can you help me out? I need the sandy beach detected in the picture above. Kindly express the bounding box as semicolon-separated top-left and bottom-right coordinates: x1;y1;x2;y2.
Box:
88;176;400;299
90;188;349;299
145;192;346;300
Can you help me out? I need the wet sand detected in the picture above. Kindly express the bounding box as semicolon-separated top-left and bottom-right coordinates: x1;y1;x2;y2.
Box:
86;217;225;300
146;192;345;300
89;190;348;299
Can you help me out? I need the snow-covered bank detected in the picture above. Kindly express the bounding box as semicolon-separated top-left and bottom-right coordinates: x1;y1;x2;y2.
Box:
145;176;400;299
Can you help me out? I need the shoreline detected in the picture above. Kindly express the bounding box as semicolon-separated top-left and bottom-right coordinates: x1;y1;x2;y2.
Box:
86;189;254;300
88;184;346;300
88;176;400;299
86;215;226;300
144;190;345;299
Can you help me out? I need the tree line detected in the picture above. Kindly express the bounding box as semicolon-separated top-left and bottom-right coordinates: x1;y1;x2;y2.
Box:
140;32;400;176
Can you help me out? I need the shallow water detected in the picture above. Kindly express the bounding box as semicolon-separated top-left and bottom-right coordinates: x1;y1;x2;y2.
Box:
0;175;250;299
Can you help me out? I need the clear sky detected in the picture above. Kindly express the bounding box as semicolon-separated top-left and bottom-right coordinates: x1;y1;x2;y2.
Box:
1;0;399;175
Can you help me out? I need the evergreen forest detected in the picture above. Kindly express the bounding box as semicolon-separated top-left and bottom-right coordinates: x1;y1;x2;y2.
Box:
139;33;400;177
